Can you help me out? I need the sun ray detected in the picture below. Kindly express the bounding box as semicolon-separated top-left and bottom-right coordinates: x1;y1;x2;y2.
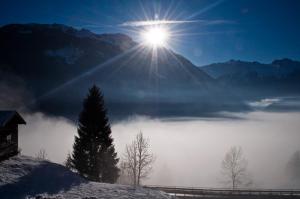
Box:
23;0;237;110
164;48;208;87
24;44;143;109
101;45;148;82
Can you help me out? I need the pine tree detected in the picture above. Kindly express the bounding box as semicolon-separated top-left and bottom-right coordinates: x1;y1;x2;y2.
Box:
70;85;119;183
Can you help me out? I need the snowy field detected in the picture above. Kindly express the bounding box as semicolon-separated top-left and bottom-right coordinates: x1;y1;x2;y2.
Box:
0;156;171;199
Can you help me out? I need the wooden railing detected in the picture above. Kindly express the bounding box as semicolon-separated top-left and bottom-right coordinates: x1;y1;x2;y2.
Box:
145;185;300;198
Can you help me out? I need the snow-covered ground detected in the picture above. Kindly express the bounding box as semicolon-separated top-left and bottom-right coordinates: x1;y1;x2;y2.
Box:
0;155;171;199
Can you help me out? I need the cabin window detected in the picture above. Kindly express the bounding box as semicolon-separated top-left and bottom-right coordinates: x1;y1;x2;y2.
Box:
6;134;12;143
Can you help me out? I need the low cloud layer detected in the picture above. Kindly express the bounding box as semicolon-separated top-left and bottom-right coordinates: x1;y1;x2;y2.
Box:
112;112;300;188
19;112;76;163
18;111;300;189
3;75;298;189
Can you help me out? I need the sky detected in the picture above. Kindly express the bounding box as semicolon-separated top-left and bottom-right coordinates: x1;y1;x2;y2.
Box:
0;0;300;65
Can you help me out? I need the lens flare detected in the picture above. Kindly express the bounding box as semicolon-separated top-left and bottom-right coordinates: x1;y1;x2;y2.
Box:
142;27;169;47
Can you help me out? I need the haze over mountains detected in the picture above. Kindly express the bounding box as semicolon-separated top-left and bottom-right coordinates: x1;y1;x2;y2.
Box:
1;24;299;119
201;59;300;97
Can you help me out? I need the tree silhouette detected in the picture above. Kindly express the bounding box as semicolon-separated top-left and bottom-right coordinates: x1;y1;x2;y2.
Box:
69;85;119;183
221;146;252;189
122;132;155;186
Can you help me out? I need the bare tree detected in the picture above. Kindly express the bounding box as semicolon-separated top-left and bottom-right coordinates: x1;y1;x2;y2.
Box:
221;146;252;189
122;131;155;186
36;148;47;160
117;160;132;185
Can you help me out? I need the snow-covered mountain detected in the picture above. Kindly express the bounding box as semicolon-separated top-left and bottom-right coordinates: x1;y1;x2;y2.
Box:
0;155;170;199
201;59;300;96
0;23;136;95
3;23;299;118
201;59;300;79
0;23;212;94
1;23;244;119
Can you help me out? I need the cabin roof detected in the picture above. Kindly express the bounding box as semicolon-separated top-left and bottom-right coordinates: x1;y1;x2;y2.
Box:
0;111;26;127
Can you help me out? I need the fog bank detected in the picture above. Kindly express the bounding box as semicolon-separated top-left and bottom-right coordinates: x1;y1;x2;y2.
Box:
19;111;300;189
19;112;76;163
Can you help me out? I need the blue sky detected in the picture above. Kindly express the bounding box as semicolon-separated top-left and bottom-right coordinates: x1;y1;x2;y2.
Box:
1;0;300;65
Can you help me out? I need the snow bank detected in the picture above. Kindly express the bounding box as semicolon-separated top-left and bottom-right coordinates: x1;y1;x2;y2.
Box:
0;156;170;199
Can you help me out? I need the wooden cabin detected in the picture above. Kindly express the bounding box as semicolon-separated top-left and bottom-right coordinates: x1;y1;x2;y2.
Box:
0;111;26;161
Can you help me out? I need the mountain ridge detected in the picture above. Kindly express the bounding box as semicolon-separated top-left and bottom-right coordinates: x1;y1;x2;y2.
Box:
200;58;300;97
200;58;300;78
1;23;298;119
1;23;236;119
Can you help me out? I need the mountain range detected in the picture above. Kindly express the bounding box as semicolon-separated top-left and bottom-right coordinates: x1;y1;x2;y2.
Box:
201;59;300;96
0;23;299;119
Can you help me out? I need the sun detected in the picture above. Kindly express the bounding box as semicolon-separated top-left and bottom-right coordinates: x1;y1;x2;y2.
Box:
142;27;169;47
